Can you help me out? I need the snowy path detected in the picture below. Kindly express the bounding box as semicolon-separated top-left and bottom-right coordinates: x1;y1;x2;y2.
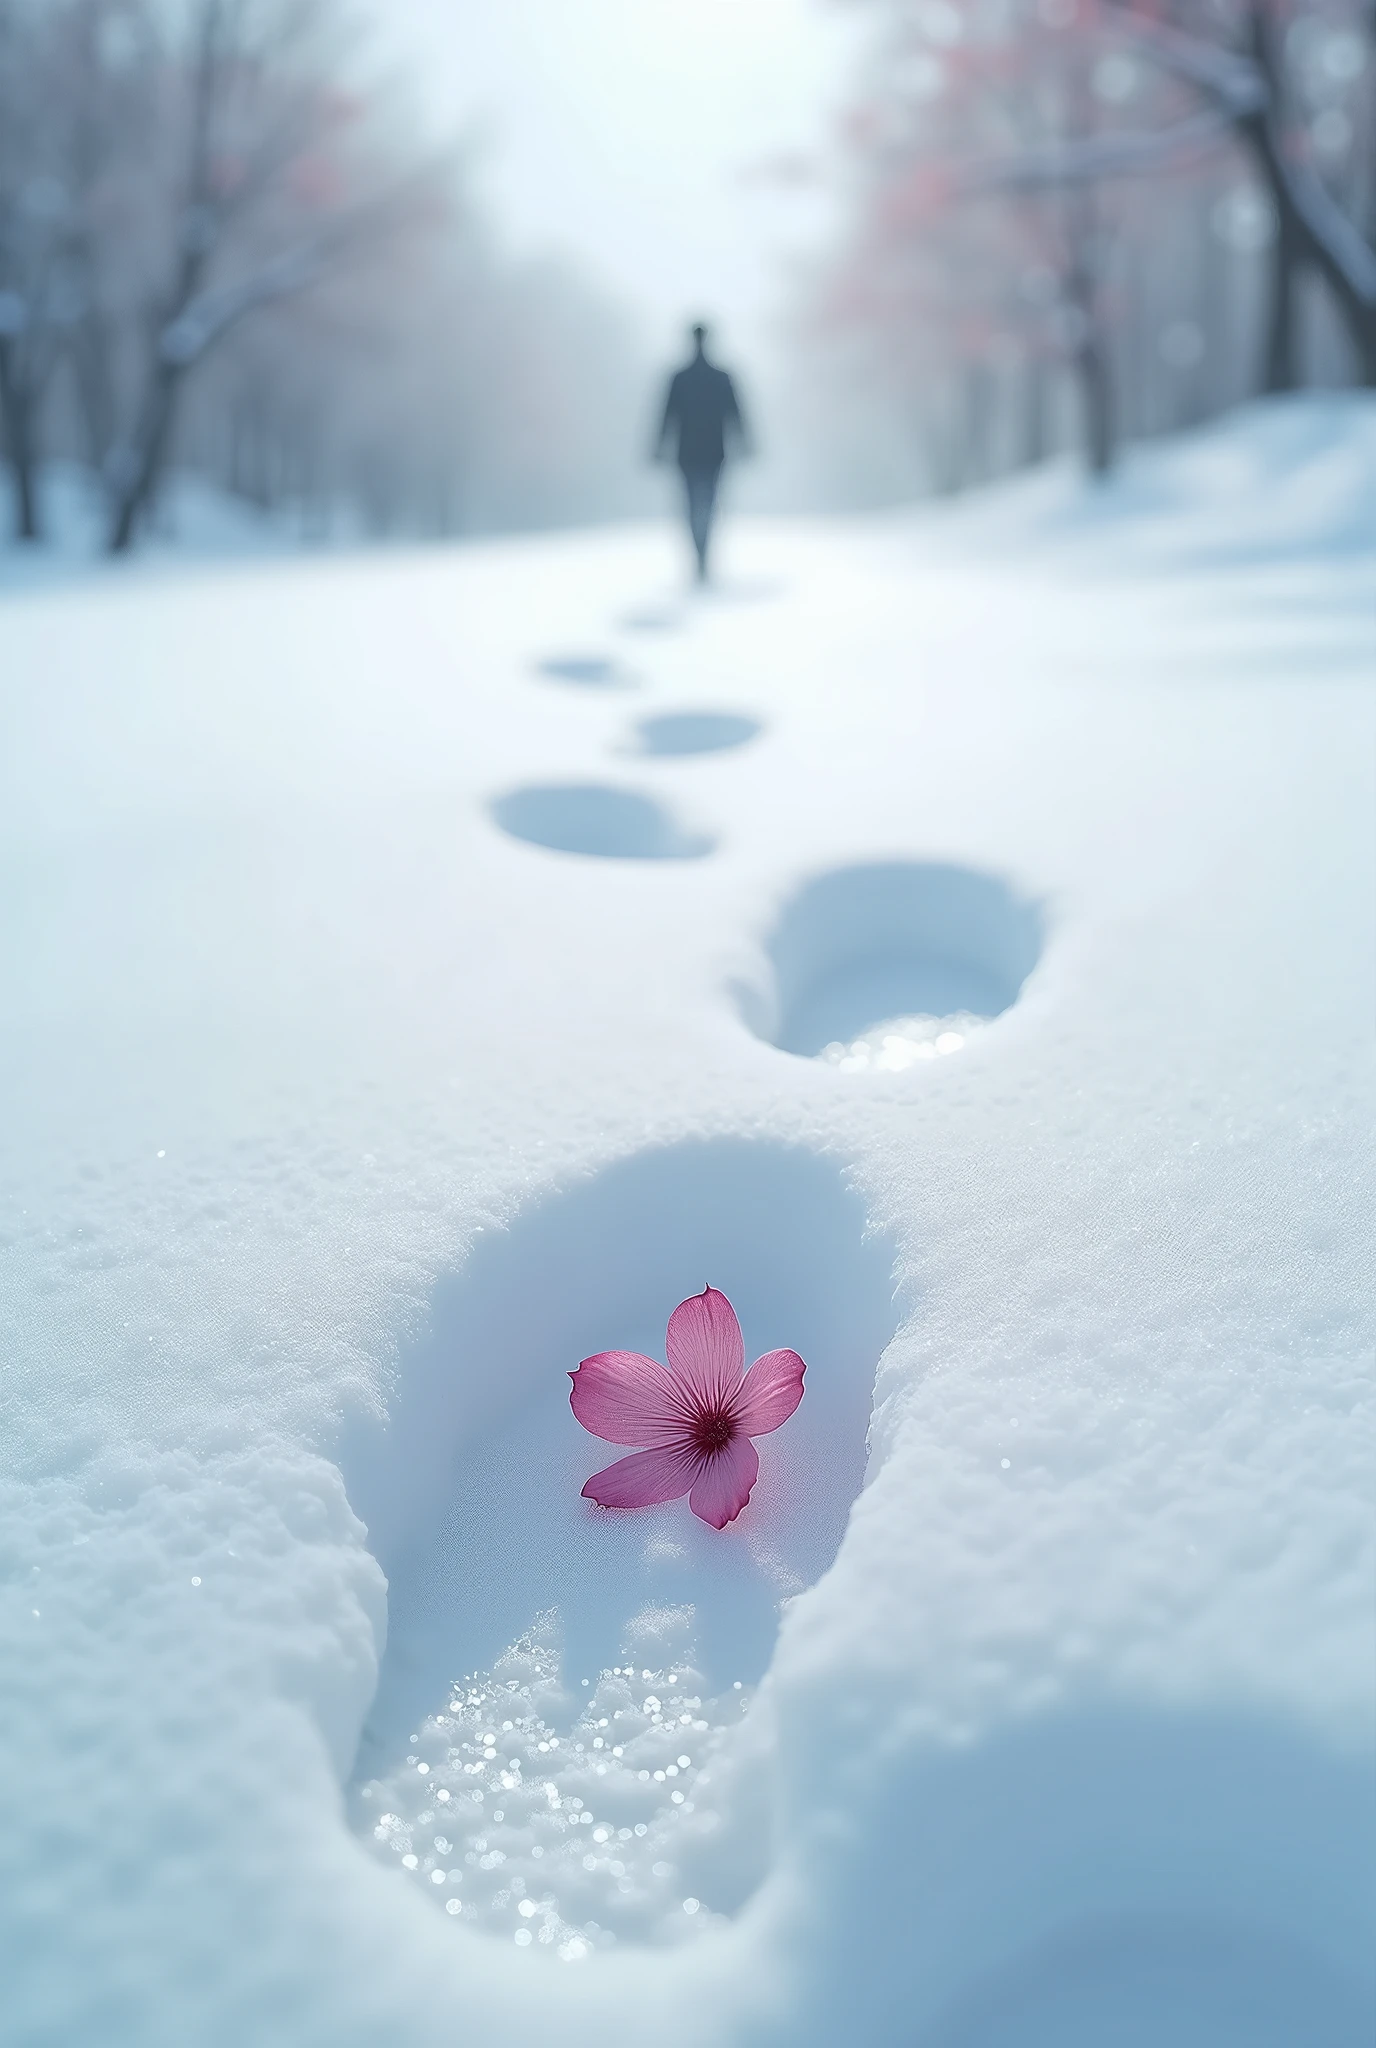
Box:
1;400;1373;2045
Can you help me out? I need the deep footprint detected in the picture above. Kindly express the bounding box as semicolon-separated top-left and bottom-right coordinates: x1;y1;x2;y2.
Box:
341;1139;897;1785
535;655;633;688
737;861;1043;1059
490;784;715;859
618;610;679;633
630;712;762;758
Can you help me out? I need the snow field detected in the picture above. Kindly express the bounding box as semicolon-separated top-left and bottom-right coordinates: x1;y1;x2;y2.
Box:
0;398;1373;2044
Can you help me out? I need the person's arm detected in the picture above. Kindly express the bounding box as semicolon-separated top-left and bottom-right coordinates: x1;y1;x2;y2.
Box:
724;374;753;459
651;373;680;462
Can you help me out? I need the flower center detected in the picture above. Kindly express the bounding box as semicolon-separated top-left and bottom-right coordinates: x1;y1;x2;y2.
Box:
691;1406;736;1458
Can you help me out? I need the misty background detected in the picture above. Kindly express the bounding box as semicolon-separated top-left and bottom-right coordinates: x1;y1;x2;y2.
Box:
0;0;1372;555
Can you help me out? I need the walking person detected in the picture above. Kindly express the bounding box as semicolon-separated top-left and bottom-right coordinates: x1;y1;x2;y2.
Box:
652;322;751;583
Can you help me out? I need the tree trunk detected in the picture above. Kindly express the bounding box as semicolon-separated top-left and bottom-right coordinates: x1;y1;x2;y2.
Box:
1061;179;1115;478
107;0;222;554
0;343;41;541
1074;332;1114;477
928;387;964;496
1247;128;1376;383
1262;206;1301;393
108;361;183;554
961;359;992;485
73;315;119;477
1021;354;1049;469
1239;10;1376;387
8;434;39;541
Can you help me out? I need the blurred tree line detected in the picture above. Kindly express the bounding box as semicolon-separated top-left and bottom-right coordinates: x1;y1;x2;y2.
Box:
800;0;1375;493
0;0;649;549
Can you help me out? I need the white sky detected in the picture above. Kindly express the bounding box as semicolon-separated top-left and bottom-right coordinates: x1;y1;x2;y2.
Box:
364;0;863;358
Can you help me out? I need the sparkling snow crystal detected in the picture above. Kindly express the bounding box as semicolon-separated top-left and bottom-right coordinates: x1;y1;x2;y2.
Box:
356;1622;749;1953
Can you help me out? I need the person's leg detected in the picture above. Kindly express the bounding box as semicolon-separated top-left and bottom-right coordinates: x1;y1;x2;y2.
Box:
681;467;721;580
699;466;721;577
680;469;707;578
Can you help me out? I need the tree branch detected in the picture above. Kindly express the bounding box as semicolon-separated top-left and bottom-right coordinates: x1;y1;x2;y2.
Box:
156;171;435;369
966;106;1231;195
1105;7;1268;119
1110;2;1376;339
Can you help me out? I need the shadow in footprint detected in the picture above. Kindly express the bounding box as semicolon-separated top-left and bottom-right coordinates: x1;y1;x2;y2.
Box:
738;861;1044;1057
619;610;680;634
490;783;715;860
630;711;762;758
535;655;634;688
340;1139;897;1781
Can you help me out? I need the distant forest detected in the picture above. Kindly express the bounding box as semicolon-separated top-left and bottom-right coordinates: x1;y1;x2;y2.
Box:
797;0;1375;500
0;0;654;550
1;0;1372;548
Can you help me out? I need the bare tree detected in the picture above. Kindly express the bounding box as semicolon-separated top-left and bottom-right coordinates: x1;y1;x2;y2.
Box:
1107;2;1376;385
0;3;85;537
0;0;655;554
99;0;433;551
999;3;1376;381
819;0;1205;477
808;0;1371;502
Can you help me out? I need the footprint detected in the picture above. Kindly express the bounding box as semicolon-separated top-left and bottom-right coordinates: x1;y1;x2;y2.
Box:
736;861;1043;1059
535;655;635;689
490;784;714;860
629;712;762;758
340;1139;897;1779
618;610;679;634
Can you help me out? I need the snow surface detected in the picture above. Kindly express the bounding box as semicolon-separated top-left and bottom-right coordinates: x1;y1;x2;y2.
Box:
0;462;304;594
1;396;1373;2045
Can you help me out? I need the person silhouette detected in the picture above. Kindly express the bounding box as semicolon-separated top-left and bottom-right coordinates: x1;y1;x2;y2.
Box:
653;322;751;582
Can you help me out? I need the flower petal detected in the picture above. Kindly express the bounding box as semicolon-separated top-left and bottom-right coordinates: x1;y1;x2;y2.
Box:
733;1349;806;1439
581;1443;698;1510
569;1351;686;1445
687;1437;759;1529
665;1286;745;1410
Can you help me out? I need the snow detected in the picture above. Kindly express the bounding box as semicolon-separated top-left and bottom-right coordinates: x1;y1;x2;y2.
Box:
1;395;1373;2045
0;462;303;593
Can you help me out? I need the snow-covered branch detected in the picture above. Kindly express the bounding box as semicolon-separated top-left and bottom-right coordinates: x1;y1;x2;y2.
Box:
157;244;318;366
1106;8;1268;117
811;0;1376;499
1111;0;1376;336
156;157;435;370
968;108;1232;195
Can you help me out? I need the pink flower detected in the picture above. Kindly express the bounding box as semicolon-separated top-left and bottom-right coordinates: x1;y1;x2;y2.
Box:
569;1286;805;1529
